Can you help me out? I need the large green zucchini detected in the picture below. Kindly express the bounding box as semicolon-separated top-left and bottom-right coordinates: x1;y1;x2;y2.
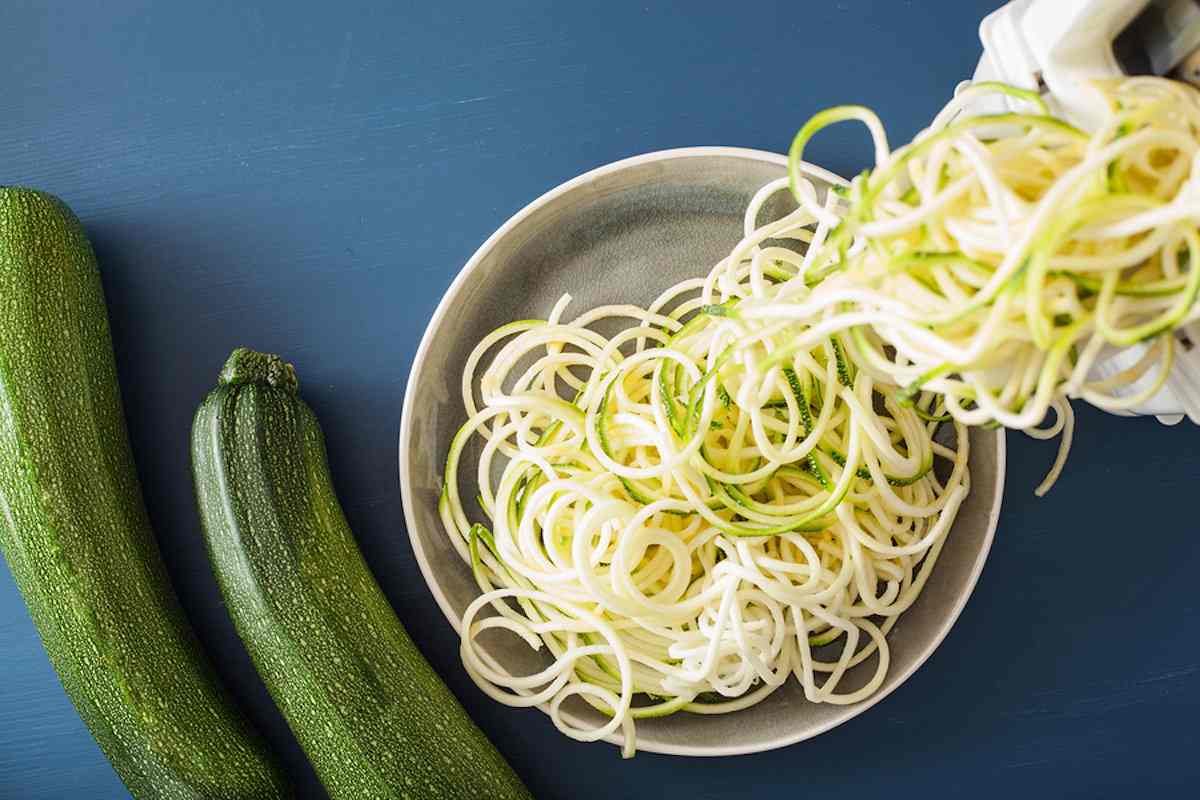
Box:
0;187;289;799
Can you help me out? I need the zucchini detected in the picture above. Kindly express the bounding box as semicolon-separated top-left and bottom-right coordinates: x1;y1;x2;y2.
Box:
191;348;532;800
0;188;289;799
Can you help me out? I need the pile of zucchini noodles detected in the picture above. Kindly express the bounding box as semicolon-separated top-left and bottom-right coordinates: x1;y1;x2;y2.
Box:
439;77;1200;755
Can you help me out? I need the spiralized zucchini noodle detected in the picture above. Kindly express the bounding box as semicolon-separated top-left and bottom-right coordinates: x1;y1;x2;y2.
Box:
778;78;1200;492
438;77;1200;755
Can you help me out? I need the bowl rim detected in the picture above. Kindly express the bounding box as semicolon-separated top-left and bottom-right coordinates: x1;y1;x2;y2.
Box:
398;145;1006;756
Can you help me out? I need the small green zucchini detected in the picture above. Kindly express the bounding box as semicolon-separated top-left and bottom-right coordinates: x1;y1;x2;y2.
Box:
191;348;532;800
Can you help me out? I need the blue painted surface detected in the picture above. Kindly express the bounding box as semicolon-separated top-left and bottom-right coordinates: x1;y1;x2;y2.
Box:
1;1;1198;797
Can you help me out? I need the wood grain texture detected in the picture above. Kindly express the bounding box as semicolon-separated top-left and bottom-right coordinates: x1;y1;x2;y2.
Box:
1;0;1198;797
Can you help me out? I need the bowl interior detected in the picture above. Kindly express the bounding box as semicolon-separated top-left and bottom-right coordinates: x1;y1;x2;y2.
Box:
399;148;1004;755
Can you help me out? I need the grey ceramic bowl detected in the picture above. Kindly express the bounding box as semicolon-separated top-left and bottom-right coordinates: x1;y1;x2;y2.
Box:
399;147;1005;756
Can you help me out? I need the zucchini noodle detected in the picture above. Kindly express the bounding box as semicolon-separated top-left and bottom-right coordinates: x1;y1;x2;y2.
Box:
770;78;1200;451
441;173;968;756
439;77;1200;756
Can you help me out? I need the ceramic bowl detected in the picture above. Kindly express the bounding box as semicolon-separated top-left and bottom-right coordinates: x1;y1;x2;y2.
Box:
399;147;1005;756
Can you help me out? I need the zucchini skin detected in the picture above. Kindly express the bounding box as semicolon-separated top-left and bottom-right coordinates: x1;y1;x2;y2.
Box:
192;349;532;800
0;188;290;799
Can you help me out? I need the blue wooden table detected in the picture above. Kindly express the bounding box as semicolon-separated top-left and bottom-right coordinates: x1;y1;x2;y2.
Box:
3;1;1198;797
